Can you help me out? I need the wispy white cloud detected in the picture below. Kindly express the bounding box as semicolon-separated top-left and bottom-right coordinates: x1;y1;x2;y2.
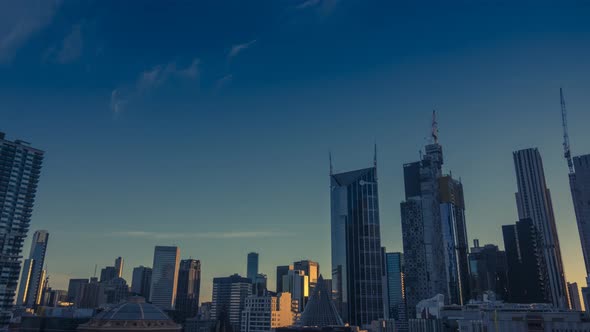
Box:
295;0;321;10
44;23;84;64
215;74;233;90
293;0;340;15
0;0;62;63
111;230;292;240
110;58;200;113
228;39;257;60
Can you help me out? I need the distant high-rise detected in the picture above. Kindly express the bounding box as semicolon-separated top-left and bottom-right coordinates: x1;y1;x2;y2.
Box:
513;148;568;308
67;278;89;305
282;269;309;313
131;266;152;299
247;253;259;283
502;219;545;303
384;253;407;331
100;266;117;283
330;148;384;326
115;257;124;278
176;259;201;319
293;260;319;291
16;230;49;309
568;282;583;311
253;274;267;297
468;241;509;301
401;116;469;317
150;246;180;310
0;132;44;327
211;274;252;332
276;265;293;293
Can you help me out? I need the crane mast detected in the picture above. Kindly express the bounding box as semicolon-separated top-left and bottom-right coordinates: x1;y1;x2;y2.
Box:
561;88;574;174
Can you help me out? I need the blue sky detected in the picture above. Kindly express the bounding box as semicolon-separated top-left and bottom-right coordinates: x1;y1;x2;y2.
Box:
2;0;590;301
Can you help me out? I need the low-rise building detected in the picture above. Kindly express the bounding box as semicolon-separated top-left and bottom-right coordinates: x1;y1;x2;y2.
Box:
241;292;294;332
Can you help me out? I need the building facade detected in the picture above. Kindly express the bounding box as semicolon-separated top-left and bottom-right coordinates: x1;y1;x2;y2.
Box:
276;265;293;293
247;253;259;283
282;269;309;313
513;148;569;308
294;260;319;291
468;242;509;301
115;257;124;278
150;246;180;310
0;133;44;327
384;253;407;332
502;219;546;304
176;259;201;319
331;153;384;326
131;266;152;299
16;230;49;309
211;274;252;332
568;282;583;311
241;292;294;332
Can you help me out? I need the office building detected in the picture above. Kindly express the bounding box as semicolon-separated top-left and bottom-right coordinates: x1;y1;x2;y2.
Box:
16;230;49;309
330;148;384;326
131;266;152;298
276;265;293;293
513;148;568;308
468;241;509;301
401;116;469;318
253;274;267;296
211;274;252;332
438;176;470;305
384;253;406;331
294;260;319;291
176;259;201;319
568;282;583;311
78;279;106;309
100;266;117;284
241;292;294;332
247;253;259;283
0;132;44;327
150;246;180;310
67;279;89;305
283;269;309;313
115;257;124;278
502;218;545;303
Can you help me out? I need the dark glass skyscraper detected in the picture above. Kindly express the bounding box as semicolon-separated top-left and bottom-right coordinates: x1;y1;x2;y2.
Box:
0;133;44;328
385;253;407;331
16;230;49;309
468;241;509;301
247;252;259;283
176;259;201;319
276;265;293;293
502;218;545;303
211;274;252;332
131;266;152;299
513;148;568;308
330;151;384;326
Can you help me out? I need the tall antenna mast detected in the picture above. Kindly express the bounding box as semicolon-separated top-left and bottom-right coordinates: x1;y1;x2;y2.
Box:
561;88;574;174
329;151;333;175
432;110;439;144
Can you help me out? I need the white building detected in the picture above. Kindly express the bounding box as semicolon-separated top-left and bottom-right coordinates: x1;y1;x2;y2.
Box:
241;292;294;332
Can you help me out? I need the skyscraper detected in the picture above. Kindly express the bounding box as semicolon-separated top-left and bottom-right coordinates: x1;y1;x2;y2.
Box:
282;269;309;313
115;257;124;278
100;266;117;283
384;252;407;332
276;265;293;293
247;252;259;283
176;259;201;319
0;133;44;327
16;230;49;309
211;274;252;332
293;260;319;291
400;114;469;317
330;148;384;326
468;241;509;301
150;246;180;310
513;148;568;308
131;266;152;299
502;219;545;303
568;282;583;311
67;278;89;305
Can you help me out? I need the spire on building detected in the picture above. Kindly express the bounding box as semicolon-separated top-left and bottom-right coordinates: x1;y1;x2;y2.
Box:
373;142;377;167
296;275;344;327
329;151;333;175
432;110;439;144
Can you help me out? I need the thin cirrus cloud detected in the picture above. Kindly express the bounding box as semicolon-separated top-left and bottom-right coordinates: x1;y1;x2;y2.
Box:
45;23;83;64
110;58;200;113
227;39;257;61
111;230;293;240
0;0;62;63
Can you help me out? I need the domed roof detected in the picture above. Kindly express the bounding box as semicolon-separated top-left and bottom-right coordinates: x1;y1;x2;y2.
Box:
78;297;181;331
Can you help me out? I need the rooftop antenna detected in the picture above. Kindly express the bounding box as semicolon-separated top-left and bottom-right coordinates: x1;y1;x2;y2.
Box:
329;151;333;175
373;142;377;167
561;88;574;174
94;264;97;278
432;110;439;144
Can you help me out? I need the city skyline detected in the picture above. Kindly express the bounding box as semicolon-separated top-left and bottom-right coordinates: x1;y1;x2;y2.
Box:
2;1;590;305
